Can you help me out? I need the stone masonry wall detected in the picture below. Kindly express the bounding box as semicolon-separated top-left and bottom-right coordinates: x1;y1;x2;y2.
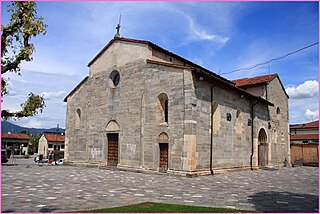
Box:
65;59;187;171
191;73;271;172
267;78;290;166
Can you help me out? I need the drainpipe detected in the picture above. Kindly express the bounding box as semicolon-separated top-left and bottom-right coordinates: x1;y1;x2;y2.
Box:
250;100;258;170
140;91;145;168
210;84;217;175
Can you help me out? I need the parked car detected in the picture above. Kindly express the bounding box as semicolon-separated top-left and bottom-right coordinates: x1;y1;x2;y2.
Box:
34;156;48;163
1;153;8;163
55;159;64;165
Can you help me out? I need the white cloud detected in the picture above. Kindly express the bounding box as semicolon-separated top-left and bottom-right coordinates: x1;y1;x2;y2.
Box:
187;16;229;44
305;109;318;121
286;80;318;99
41;91;66;100
22;118;44;128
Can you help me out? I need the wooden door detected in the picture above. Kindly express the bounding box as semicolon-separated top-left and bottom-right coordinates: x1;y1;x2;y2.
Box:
107;134;118;166
258;144;268;168
159;143;168;171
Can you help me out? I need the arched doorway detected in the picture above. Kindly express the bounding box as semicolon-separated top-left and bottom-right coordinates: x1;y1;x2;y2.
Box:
158;132;169;172
258;128;268;168
106;120;120;166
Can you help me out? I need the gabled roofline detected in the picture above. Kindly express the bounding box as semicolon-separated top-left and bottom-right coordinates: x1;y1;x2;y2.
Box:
146;58;273;107
274;74;289;98
192;69;274;107
87;37;234;86
63;76;89;102
233;74;289;98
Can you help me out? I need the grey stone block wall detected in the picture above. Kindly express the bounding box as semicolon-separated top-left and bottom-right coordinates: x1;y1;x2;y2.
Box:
65;42;289;175
192;75;270;171
267;78;290;166
66;59;186;171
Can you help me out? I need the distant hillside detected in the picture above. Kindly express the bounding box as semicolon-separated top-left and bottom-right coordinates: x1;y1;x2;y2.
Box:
1;120;65;135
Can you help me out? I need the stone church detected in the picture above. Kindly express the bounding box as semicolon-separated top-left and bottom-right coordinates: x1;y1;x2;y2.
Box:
64;34;290;176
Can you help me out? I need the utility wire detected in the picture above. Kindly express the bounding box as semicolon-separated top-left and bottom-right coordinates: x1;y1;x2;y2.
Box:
221;42;319;75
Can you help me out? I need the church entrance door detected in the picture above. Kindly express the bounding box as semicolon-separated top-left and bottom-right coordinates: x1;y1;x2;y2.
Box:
258;129;268;168
107;133;118;166
159;143;168;172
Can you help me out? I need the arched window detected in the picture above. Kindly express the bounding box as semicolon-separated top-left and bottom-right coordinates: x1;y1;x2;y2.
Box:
236;109;241;118
109;70;120;87
158;93;169;124
75;108;81;128
276;107;280;115
258;128;267;145
159;132;169;141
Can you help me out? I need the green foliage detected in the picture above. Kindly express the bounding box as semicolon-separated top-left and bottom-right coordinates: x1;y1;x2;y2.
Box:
79;202;254;213
30;134;41;152
1;2;47;120
27;147;34;155
53;151;64;161
2;93;46;120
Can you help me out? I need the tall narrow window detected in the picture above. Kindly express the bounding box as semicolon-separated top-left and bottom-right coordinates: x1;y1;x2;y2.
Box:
75;108;81;128
164;100;168;123
158;93;169;124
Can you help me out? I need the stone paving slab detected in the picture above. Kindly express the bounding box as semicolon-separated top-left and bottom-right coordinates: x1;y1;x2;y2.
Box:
1;159;318;212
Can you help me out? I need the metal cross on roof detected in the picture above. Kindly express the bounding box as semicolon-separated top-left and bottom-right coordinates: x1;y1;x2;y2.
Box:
115;15;121;38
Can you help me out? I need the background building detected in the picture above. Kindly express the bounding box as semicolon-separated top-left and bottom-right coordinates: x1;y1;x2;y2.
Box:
1;133;30;157
38;132;65;160
290;120;318;166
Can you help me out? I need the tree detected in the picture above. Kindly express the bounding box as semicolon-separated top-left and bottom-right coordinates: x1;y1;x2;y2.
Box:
29;134;41;153
1;2;47;120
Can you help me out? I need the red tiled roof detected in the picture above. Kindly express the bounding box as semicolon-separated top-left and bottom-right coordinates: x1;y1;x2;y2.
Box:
1;133;30;140
232;74;277;87
44;133;65;142
291;120;319;129
290;134;319;141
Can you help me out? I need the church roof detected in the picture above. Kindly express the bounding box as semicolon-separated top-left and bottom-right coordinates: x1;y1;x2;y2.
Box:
233;74;278;87
65;37;274;106
233;74;289;98
88;37;234;85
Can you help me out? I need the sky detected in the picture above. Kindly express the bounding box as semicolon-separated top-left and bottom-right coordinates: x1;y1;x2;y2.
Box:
1;1;319;129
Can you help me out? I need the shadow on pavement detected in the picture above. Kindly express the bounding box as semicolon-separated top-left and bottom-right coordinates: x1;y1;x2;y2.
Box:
248;191;319;212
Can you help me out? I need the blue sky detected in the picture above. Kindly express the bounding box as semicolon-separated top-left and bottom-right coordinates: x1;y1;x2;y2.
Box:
1;2;318;129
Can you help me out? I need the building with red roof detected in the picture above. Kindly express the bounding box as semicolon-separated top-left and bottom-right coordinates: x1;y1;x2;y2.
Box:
290;120;318;166
1;133;31;157
38;132;65;160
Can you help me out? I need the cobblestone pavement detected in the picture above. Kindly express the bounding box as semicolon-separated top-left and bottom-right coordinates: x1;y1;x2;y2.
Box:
1;158;318;212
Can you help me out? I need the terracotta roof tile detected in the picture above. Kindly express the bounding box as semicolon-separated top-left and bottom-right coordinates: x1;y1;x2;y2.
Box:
44;133;65;142
290;120;319;129
290;134;319;141
1;133;30;140
233;74;277;87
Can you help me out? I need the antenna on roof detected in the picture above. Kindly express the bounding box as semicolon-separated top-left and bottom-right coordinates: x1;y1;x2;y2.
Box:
115;14;121;38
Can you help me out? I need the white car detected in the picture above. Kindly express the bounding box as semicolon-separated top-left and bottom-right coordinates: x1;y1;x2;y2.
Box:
55;159;64;165
34;156;48;163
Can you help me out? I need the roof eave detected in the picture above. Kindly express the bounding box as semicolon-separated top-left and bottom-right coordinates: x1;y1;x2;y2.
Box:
64;76;89;102
192;69;274;107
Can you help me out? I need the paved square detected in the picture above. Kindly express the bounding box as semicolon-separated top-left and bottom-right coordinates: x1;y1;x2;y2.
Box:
1;158;318;212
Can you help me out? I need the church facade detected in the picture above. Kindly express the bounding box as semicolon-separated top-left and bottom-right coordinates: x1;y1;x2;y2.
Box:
64;36;290;176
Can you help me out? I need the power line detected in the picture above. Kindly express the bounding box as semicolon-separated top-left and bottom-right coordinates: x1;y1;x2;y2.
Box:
221;42;319;75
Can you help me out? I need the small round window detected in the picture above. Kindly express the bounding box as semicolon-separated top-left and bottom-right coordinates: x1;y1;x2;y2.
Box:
110;70;120;87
